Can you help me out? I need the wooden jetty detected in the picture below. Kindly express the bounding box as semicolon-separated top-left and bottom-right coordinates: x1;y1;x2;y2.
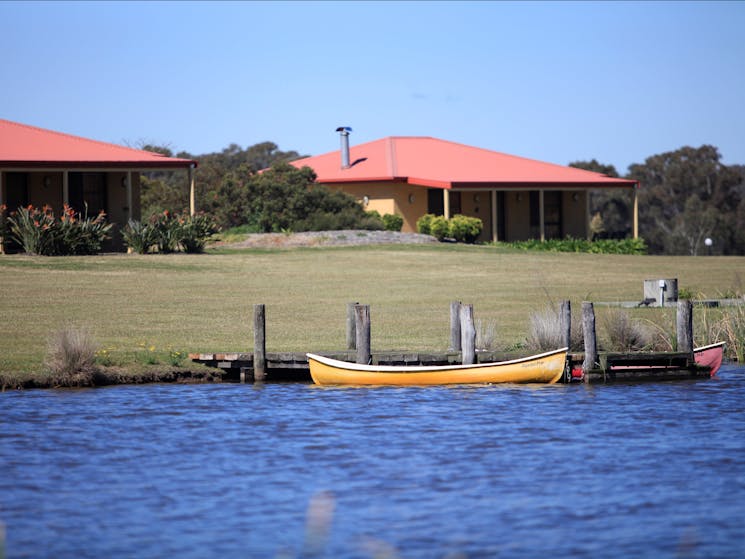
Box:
189;349;710;384
189;299;715;384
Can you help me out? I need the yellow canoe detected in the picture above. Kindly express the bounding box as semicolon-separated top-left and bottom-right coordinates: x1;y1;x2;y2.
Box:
307;348;568;386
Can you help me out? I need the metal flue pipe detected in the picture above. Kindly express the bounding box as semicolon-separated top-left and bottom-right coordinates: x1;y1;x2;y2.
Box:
336;126;352;169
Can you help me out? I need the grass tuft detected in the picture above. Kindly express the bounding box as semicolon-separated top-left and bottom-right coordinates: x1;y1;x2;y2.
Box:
600;308;654;352
44;327;99;386
475;318;497;350
527;304;583;352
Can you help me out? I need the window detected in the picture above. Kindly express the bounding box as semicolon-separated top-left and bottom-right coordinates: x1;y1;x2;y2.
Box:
68;173;107;215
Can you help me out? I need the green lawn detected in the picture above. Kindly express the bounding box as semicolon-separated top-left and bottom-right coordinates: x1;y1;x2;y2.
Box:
1;243;743;378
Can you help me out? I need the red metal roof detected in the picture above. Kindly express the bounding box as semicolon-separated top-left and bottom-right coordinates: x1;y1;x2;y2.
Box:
0;118;196;169
291;136;636;189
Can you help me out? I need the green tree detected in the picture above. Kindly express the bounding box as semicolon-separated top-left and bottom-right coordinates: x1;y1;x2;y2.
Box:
569;159;632;239
139;142;305;221
628;145;743;254
207;162;379;232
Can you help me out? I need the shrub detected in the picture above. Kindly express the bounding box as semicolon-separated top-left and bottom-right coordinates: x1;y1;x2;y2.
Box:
416;214;435;235
499;236;648;255
449;214;483;243
122;219;158;254
151;211;180;253
177;212;219;253
382;213;404;232
124;212;219;254
417;214;483;243
45;327;99;386
429;216;450;241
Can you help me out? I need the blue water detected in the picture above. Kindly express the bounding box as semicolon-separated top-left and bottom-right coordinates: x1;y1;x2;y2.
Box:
2;365;745;559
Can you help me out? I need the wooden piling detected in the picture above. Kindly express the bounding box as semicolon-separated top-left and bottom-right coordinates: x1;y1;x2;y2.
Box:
581;301;597;374
677;300;694;355
460;304;476;365
355;304;371;364
253;304;266;381
346;302;358;350
449;301;462;351
560;300;571;349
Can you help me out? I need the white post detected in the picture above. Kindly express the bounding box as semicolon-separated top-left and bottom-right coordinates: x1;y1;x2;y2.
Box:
658;279;667;308
443;189;450;220
189;165;196;216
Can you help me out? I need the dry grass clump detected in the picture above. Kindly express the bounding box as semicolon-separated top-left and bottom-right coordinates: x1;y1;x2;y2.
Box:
600;309;655;352
527;304;583;352
475;318;497;350
44;327;99;387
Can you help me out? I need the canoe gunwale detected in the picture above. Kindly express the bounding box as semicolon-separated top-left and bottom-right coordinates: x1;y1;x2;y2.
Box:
306;347;569;373
694;341;726;353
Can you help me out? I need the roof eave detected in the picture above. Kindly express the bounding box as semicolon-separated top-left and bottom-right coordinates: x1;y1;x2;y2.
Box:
0;160;197;169
450;180;638;189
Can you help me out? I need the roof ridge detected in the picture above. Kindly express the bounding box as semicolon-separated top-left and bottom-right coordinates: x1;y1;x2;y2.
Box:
387;137;398;176
0;118;189;162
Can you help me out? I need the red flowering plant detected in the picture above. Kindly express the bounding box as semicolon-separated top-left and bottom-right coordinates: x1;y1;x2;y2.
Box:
150;210;180;253
6;204;111;255
57;204;113;255
176;211;219;253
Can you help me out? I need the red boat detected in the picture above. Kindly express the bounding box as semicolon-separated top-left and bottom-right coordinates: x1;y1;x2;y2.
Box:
568;341;726;381
694;342;726;377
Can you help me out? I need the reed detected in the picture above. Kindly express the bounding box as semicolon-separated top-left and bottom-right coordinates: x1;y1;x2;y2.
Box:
697;304;745;361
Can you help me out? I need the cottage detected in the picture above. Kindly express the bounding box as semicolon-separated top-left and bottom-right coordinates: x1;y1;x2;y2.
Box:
0;118;197;251
291;130;639;242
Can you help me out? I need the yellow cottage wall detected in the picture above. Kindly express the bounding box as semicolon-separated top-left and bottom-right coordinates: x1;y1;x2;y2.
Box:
324;182;427;233
324;182;590;241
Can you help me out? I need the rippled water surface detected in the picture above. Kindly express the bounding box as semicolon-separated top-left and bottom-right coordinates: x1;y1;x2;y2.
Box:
2;365;745;558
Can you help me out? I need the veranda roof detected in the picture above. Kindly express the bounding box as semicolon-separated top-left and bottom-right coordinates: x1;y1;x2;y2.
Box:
0;118;196;169
291;136;637;190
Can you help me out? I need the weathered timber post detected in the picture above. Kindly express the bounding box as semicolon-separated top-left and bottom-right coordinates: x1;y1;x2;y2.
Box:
460;304;476;365
560;300;571;349
581;301;597;375
346;302;358;350
253;304;266;381
677;300;694;356
449;301;462;351
355;304;371;364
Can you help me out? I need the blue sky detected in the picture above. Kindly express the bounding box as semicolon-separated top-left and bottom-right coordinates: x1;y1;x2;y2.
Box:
2;1;744;174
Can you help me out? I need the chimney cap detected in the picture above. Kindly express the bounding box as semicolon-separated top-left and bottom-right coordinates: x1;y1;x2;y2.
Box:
335;126;352;133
